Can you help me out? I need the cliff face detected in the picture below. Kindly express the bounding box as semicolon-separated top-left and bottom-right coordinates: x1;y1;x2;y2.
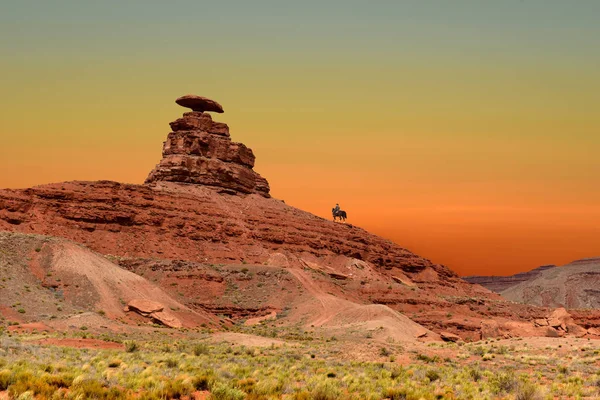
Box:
463;265;557;293
0;180;444;278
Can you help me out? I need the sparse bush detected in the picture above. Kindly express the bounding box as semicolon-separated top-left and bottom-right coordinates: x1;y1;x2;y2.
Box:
379;347;391;357
236;377;256;393
193;343;210;356
515;381;542;400
471;345;486;356
416;353;439;363
165;358;178;368
558;365;569;375
492;370;517;393
210;383;246;400
469;367;482;382
425;369;440;382
0;369;12;390
193;372;215;391
383;387;408;400
125;340;138;353
311;381;341;400
390;367;404;380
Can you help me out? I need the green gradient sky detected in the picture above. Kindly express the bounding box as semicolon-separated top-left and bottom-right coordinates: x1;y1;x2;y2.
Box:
1;1;599;275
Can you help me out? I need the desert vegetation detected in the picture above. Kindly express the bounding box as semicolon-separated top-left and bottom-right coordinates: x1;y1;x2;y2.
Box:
1;329;600;399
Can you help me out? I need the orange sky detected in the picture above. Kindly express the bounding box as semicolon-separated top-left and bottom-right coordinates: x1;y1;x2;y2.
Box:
1;1;599;276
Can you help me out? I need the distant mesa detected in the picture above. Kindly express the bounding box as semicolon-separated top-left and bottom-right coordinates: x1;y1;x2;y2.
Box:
175;94;224;113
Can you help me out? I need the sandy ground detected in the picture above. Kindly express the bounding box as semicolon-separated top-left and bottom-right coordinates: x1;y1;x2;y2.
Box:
208;332;289;347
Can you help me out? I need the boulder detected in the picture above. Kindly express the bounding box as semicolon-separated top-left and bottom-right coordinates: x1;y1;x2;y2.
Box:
545;326;563;338
152;311;183;329
440;331;461;342
566;323;587;338
547;308;573;329
587;327;600;336
175;95;224;113
127;299;164;316
533;319;548;327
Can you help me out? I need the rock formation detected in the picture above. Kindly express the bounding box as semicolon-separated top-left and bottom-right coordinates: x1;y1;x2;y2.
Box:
463;265;557;293
145;95;270;197
3;94;600;340
125;299;183;328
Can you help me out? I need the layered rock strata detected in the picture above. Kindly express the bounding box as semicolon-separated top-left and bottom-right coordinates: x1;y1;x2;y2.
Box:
463;265;557;293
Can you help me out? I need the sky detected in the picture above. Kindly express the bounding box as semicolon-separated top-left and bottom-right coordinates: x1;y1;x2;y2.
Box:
1;1;599;276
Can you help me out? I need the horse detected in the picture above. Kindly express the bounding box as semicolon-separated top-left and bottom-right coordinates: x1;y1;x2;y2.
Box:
332;208;347;222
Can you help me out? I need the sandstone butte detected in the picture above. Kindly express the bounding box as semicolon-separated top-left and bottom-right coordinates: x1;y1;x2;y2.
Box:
1;95;599;340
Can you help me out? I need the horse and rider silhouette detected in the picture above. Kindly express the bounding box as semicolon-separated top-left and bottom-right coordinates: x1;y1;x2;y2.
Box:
332;203;347;222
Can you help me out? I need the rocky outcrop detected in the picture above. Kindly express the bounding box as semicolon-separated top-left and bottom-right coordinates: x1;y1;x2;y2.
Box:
0;180;443;278
440;331;461;342
145;95;270;197
126;299;164;316
463;265;557;293
125;299;183;328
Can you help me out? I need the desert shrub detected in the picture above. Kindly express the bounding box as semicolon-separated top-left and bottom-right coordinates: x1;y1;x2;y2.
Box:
416;354;439;363
210;383;246;400
0;369;12;390
73;378;128;399
41;373;74;388
515;381;542;400
379;347;391;357
108;359;122;368
165;358;178;368
558;365;569;375
425;369;440;382
156;379;194;399
8;377;47;399
193;343;210;356
124;340;138;353
311;381;341;400
382;387;408;400
494;345;509;355
492;370;517;394
390;367;405;380
291;391;310;400
253;378;284;395
236;377;256;393
471;346;486;356
193;372;215;391
16;391;35;400
468;367;482;382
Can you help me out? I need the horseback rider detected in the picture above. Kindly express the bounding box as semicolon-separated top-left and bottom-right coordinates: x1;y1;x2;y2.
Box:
333;203;340;215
